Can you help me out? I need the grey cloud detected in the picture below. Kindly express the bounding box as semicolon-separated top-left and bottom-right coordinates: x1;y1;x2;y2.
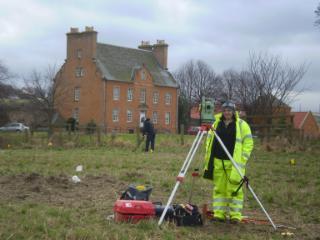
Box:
0;0;319;111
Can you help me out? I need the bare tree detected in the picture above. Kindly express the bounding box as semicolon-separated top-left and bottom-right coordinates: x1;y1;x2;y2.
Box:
315;2;320;27
192;61;222;103
236;52;307;116
0;61;16;125
22;64;65;130
221;69;240;101
0;61;15;99
0;61;11;83
233;70;257;113
174;60;222;127
174;60;195;109
175;60;222;105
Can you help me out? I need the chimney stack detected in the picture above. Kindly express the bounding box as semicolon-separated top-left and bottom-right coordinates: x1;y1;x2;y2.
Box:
66;26;97;60
152;40;168;70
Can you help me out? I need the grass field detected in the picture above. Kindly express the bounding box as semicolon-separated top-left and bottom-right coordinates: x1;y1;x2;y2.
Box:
0;133;319;240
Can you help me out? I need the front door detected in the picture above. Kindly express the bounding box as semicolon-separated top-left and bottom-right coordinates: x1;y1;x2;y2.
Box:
139;111;146;128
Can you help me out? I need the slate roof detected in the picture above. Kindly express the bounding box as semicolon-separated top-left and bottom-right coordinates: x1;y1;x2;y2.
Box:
96;43;178;88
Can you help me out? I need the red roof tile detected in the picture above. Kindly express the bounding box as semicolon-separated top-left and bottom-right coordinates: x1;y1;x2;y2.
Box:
292;112;308;129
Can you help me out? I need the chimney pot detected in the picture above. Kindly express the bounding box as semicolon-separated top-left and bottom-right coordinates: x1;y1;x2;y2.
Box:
141;40;150;46
138;40;153;51
156;40;165;45
70;27;79;33
85;26;94;32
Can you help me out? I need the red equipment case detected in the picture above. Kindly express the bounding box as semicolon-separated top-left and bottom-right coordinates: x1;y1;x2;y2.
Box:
114;200;156;223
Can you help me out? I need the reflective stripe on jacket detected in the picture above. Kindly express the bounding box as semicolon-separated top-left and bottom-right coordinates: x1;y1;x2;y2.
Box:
203;112;254;179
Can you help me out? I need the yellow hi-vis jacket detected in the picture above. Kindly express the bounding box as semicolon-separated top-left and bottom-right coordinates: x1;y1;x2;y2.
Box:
203;112;254;183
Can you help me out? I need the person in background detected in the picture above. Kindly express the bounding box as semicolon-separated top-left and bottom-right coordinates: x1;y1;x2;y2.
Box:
203;100;253;223
142;118;156;152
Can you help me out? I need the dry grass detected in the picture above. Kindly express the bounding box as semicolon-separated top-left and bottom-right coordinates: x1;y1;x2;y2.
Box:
0;133;319;239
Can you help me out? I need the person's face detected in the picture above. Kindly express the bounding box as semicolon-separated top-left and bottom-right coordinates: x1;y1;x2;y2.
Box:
223;108;233;120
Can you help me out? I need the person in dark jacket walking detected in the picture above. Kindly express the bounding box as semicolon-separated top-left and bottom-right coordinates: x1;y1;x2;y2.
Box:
142;118;156;152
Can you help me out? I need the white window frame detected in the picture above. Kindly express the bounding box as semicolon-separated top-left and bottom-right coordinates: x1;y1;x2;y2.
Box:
76;49;82;59
127;110;133;122
153;91;159;104
74;87;80;101
73;108;79;121
75;67;84;77
141;70;146;80
113;86;120;101
112;109;119;122
140;88;146;103
152;111;158;124
165;112;171;125
127;88;133;101
165;93;172;105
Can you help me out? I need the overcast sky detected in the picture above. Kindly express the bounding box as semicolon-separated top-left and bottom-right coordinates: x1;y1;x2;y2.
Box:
0;0;319;112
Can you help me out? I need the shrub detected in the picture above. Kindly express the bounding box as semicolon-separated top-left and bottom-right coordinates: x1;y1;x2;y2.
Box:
66;117;77;132
86;120;97;135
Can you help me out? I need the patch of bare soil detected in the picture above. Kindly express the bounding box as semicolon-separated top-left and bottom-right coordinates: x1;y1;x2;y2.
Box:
0;173;127;207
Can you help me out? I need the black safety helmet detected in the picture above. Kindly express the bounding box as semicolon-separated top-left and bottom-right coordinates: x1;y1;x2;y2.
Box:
222;100;236;112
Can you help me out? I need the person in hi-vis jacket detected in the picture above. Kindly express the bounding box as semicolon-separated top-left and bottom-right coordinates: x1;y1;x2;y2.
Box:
203;101;253;223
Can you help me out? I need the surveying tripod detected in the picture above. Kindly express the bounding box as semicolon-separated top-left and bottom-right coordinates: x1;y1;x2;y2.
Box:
158;128;277;230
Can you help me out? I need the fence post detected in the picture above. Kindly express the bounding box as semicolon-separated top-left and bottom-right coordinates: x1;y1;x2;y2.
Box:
68;123;71;141
58;130;63;147
24;130;29;143
97;126;101;146
136;126;141;148
111;130;116;143
48;124;53;139
180;124;184;145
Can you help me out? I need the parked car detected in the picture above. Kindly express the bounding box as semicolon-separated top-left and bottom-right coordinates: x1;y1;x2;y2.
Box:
187;126;201;135
0;123;30;132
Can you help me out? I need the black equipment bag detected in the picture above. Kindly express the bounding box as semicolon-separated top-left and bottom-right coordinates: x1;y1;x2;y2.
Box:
153;202;175;221
120;184;153;201
173;204;203;226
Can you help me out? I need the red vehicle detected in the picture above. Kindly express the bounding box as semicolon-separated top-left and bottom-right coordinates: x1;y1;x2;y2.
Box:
187;126;201;135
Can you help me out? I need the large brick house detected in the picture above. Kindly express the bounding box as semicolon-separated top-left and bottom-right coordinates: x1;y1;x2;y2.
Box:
55;27;178;133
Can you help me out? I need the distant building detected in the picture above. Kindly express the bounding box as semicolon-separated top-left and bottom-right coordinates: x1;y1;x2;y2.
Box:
55;27;178;133
293;111;319;139
248;96;293;126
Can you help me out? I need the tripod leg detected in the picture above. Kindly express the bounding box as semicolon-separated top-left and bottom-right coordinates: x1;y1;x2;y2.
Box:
158;131;206;226
180;130;201;172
